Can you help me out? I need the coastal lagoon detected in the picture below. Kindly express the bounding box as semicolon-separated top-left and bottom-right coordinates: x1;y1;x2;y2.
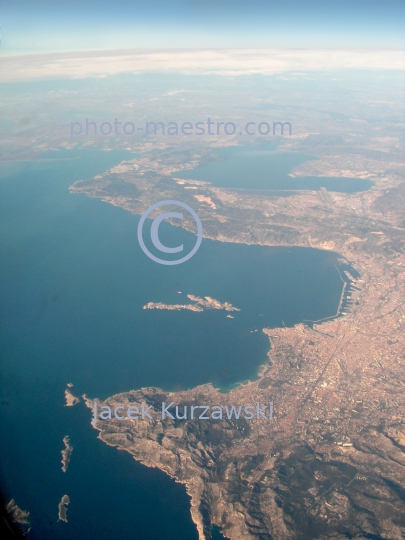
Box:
175;143;373;193
1;149;352;539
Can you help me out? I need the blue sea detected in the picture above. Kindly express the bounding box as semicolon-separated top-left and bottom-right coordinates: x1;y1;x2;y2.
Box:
0;148;355;539
174;143;373;193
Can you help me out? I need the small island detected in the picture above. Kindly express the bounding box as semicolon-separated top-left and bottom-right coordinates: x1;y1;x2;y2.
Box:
58;495;70;523
61;435;73;473
6;499;30;526
65;389;80;407
143;294;240;313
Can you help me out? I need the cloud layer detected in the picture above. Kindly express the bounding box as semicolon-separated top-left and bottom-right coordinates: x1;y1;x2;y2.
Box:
1;49;404;82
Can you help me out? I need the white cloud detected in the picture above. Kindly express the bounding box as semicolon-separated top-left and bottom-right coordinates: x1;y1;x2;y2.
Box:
1;49;404;82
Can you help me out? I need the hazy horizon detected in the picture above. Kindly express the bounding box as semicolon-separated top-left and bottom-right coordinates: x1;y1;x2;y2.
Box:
0;0;404;53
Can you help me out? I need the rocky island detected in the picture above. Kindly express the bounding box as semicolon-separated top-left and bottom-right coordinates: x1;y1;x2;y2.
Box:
58;495;70;523
143;295;240;313
61;435;73;473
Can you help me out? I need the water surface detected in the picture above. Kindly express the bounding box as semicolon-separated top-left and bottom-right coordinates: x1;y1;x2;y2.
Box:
175;144;373;193
0;149;351;539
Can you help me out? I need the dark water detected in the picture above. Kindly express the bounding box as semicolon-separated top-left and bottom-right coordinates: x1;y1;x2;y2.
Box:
212;525;228;539
174;144;373;193
0;149;350;539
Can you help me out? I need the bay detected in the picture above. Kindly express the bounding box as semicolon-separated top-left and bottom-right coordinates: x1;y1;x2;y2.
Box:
0;149;352;539
174;143;373;193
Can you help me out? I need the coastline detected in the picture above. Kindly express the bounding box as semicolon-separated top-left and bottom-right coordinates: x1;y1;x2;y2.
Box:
70;141;405;538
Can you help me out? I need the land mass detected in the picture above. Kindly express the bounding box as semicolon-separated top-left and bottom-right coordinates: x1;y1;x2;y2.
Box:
76;136;405;538
61;435;73;473
58;495;70;523
2;53;404;540
6;499;30;526
65;389;80;407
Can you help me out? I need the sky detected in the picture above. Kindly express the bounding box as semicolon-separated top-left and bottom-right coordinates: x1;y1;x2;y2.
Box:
0;0;404;53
